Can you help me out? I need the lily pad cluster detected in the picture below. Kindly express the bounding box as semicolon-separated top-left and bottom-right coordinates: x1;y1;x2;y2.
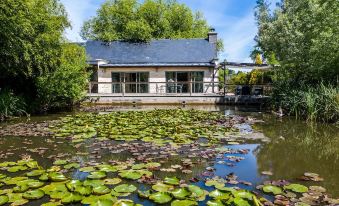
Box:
49;109;234;144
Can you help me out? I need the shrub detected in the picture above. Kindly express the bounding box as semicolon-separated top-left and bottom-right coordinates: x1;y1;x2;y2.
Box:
272;82;339;123
0;89;26;121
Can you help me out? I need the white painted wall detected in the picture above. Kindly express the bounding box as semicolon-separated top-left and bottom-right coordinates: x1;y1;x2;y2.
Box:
97;67;219;94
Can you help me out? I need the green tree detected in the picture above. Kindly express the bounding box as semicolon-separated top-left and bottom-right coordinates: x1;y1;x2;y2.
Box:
81;0;223;52
36;44;89;110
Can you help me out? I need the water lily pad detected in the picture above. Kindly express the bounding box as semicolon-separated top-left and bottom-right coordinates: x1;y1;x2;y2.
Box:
171;199;198;206
284;184;308;193
149;192;172;204
232;190;253;200
61;192;83;204
152;182;174;192
263;185;283;195
39;173;49;181
137;190;151;198
164;177;180;185
205;180;225;188
118;170;143;180
26;170;45;177
13;184;29;193
75;185;92;196
188;185;204;197
41;201;62;206
23;189;45;200
131;164;146;170
146;162;161;168
209;190;230;200
91;199;115;206
66;180;82;191
233;197;251;206
80;167;96;172
104;178;122;185
113;199;136;206
0;174;6;179
0;195;8;206
114;184;137;193
81;194;117;205
64;163;80;169
49;172;67;182
8;166;28;173
93;185;111;195
206;200;224;206
84;180;104;187
97;165;117;172
88;171;106;179
171;188;191;199
27;181;44;189
53;160;68;165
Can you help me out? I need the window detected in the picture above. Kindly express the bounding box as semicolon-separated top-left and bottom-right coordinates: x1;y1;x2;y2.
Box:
112;72;149;93
165;71;204;93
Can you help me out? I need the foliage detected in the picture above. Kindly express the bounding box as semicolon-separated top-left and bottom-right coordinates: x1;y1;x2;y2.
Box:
271;82;339;123
0;89;26;121
81;0;224;51
254;0;339;122
255;54;263;65
0;0;89;114
36;44;89;111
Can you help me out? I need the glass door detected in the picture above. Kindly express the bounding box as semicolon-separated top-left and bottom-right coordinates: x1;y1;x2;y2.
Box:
192;72;204;93
111;72;122;93
125;72;149;93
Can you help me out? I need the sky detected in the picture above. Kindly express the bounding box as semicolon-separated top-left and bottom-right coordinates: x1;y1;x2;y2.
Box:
60;0;279;63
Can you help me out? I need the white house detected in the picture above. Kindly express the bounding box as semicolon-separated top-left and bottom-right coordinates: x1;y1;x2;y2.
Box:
85;31;219;95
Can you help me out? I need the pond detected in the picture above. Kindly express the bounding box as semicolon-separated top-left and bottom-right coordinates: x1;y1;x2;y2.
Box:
0;105;338;206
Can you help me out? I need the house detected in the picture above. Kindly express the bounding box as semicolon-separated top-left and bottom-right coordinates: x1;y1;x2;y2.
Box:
85;31;219;95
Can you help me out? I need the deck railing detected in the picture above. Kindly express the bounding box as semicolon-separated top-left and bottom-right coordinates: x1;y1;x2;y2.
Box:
88;81;272;96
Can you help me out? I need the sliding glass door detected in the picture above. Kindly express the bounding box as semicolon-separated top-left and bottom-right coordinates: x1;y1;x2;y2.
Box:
165;71;204;93
112;72;149;93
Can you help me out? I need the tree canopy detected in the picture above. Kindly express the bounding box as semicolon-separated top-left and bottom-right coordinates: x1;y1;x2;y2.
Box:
254;0;339;84
81;0;215;43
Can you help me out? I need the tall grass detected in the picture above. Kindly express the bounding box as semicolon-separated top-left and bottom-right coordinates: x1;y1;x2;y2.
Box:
272;83;339;123
0;89;27;121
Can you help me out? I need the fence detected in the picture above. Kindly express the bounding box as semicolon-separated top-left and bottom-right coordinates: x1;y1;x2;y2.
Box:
88;81;272;96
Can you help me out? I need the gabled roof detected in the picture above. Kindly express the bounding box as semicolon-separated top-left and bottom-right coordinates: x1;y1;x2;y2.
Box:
85;39;217;67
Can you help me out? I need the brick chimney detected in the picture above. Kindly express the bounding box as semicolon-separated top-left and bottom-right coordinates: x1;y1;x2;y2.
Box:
208;28;218;58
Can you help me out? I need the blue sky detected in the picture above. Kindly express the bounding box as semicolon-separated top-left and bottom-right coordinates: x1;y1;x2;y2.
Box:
60;0;278;63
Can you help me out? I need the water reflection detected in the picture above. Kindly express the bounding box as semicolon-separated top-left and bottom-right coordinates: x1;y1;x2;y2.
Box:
254;116;339;196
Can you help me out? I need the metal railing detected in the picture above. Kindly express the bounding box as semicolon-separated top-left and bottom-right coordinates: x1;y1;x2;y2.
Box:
88;81;272;96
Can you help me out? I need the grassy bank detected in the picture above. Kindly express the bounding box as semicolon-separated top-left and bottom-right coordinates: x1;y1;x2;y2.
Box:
0;89;27;121
272;83;339;123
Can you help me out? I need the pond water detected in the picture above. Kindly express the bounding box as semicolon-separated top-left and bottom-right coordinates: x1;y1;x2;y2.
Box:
0;105;338;206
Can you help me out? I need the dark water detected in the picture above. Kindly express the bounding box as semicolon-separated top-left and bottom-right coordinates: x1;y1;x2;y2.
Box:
0;105;338;205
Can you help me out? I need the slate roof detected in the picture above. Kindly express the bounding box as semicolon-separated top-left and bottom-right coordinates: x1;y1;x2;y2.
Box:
85;39;217;67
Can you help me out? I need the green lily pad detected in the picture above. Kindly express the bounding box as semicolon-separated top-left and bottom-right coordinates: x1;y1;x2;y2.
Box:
113;199;136;206
64;163;80;169
7;166;28;173
75;185;92;196
66;180;82;191
23;189;45;200
152;182;174;192
39;173;49;181
118;170;143;180
3;177;28;185
149;192;172;204
49;172;67;182
188;185;204;197
27;181;44;189
262;185;283;195
26;170;45;177
13;184;29;193
206;200;224;206
90;199;115;206
171;188;191;199
0;195;9;206
146;162;161;168
81;194;117;205
171;199;198;206
232;190;253;200
41;201;63;206
137;190;151;198
284;184;309;193
0;174;6;179
233;197;251;206
61;192;83;204
79;167;96;172
104;178;122;185
205;180;225;188
131;164;146;170
88;171;106;179
93;185;111;195
84;179;104;187
97;165;117;172
114;184;137;193
164;177;180;185
53;160;68;165
209;190;230;200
